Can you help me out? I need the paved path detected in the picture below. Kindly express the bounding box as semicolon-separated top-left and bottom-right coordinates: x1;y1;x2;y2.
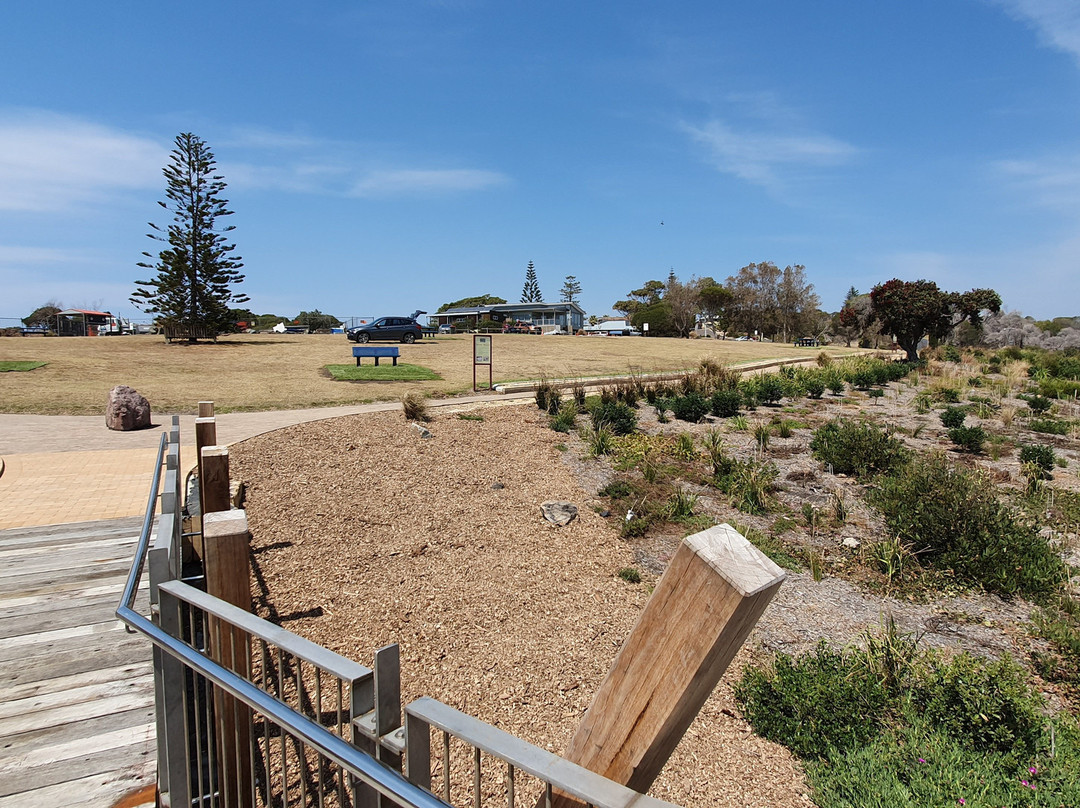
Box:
0;394;532;530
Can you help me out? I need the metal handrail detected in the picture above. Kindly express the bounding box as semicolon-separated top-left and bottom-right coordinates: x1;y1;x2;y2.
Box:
116;431;451;808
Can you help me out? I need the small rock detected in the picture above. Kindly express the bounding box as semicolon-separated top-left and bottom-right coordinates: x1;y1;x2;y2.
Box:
599;509;611;518
491;482;505;490
540;500;578;526
105;385;151;431
842;537;860;549
411;423;433;439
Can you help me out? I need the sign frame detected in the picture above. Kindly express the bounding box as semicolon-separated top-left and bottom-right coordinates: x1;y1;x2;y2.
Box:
473;334;493;391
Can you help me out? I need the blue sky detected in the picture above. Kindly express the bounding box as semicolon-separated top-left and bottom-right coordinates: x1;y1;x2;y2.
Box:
2;1;1079;324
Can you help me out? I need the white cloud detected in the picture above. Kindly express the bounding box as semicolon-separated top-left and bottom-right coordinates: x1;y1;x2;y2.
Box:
0;110;165;212
995;153;1080;210
681;119;858;192
991;0;1080;67
350;168;509;197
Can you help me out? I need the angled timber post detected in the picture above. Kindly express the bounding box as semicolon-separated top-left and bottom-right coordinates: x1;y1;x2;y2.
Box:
550;523;786;807
200;446;231;515
204;509;254;808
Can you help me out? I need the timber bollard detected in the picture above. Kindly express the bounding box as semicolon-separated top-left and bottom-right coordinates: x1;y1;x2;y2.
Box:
549;523;786;807
203;509;254;808
200;446;230;515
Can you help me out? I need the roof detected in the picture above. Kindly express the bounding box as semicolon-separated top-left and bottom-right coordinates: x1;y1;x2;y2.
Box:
57;309;112;317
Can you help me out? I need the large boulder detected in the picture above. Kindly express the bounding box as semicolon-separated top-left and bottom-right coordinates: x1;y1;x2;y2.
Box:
105;385;151;431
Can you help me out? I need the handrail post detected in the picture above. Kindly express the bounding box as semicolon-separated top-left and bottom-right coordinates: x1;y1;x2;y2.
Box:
549;524;785;807
203;509;254;808
200;446;231;515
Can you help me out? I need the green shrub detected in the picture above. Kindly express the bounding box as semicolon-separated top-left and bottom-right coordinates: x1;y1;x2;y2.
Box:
804;375;826;399
598;479;634;499
810;419;908;478
756;374;785;405
1019;443;1056;478
915;652;1044;756
939;406;966;429
669;392;709;423
734;642;894;760
1029;417;1069;435
827;374;846;396
942;344;961;363
870;453;1065;597
617;567;642;584
850;368;876;390
1023;393;1054;414
589;400;638;435
710;388;742;418
947;424;986;453
549;403;577;433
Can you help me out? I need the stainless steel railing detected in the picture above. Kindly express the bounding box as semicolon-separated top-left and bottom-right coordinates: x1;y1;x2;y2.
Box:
116;412;679;808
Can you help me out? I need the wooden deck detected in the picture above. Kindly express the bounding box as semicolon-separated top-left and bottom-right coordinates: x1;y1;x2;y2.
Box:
0;516;156;808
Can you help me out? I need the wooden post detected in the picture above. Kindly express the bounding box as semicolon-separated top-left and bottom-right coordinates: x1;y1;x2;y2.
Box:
201;446;230;515
203;509;254;808
193;416;217;558
198;400;215;418
550;524;785;806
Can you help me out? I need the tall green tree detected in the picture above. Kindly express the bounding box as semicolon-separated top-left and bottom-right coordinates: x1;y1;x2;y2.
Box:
559;275;582;303
131;133;248;342
870;279;1001;361
521;261;542;303
437;294;507;313
22;301;62;329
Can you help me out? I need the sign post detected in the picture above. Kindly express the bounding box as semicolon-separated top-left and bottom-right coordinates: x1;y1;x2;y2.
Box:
473;334;492;391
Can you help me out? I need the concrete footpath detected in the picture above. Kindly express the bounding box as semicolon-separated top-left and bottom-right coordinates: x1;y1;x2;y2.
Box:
0;393;532;530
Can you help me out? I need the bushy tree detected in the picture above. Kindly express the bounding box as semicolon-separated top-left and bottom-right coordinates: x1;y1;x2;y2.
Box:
436;294;507;313
559;275;582;303
131;133;248;342
22;302;62;329
869;279;1001;361
520;261;542;303
294;310;340;332
613;280;665;318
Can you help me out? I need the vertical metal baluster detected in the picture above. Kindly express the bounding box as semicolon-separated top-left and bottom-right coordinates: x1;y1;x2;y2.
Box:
545;782;552;808
212;613;224;808
278;648;288;805
190;605;207;807
296;658;307;806
260;640;270;806
315;668;325;808
506;763;515;808
442;731;451;804
473;746;481;808
336;677;345;807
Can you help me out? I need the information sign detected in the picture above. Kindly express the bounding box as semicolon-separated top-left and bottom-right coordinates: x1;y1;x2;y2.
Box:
473;335;493;391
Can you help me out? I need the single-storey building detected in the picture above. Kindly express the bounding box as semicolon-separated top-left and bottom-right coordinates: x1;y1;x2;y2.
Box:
434;302;585;333
54;309;114;337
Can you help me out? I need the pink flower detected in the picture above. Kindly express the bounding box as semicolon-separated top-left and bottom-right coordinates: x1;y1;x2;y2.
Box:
918;758;926;764
958;800;965;806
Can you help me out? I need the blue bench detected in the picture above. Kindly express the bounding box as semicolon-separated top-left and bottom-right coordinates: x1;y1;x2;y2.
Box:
353;346;400;366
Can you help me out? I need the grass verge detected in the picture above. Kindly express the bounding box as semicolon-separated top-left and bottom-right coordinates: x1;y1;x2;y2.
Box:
0;361;47;372
324;363;442;381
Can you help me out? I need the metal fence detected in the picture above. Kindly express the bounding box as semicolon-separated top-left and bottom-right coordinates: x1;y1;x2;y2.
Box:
117;415;678;808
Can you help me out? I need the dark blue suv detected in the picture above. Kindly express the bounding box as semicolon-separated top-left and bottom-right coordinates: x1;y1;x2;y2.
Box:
347;317;423;344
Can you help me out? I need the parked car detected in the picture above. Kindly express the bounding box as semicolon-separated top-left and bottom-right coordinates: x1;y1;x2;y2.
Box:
347;317;423;343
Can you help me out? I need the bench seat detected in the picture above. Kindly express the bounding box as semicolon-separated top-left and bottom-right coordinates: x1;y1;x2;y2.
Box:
352;346;400;366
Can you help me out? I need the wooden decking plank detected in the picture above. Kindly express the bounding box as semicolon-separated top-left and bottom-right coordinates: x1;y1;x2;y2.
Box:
1;661;150;704
0;545;139;579
0;706;155;759
0;686;154;737
0;722;154;789
0;597;142;640
0;754;155;806
0;519;143;550
1;635;150;688
0;581;147;621
0;534;139;562
0;557;134;584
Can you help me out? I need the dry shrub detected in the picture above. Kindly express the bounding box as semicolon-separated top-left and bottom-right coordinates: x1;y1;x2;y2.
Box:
402;391;430;421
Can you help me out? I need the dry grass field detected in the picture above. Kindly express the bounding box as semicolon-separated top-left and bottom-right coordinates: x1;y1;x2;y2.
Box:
0;333;859;415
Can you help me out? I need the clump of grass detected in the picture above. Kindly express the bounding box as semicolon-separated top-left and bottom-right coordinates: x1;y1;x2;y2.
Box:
752;420;772;450
456;413;483;421
584;424;614;456
549;402;577;433
617;567;642;584
729;414;749;431
401;391;430;422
